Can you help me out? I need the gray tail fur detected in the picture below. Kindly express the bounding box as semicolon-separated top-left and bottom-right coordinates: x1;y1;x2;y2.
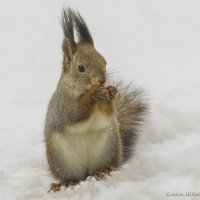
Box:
115;81;149;162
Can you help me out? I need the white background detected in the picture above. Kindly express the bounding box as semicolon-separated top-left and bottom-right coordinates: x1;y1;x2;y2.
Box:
0;0;200;199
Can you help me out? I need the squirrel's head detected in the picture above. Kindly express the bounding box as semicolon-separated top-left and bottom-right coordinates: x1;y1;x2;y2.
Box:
60;8;107;93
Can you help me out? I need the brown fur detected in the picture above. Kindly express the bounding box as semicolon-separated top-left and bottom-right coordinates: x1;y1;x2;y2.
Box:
44;8;148;191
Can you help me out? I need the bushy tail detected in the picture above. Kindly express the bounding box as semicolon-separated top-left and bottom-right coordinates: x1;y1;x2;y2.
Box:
115;81;149;162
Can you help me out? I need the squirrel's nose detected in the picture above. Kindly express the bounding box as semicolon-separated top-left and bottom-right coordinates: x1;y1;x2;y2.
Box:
98;77;105;85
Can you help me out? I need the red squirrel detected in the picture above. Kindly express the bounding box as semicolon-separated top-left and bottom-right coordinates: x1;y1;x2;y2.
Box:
44;8;148;192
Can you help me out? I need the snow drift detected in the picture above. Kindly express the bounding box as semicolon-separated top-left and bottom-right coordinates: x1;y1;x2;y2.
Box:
0;0;200;199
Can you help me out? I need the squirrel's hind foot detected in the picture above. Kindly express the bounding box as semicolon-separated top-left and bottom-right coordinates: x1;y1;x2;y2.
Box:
49;181;76;192
94;165;117;181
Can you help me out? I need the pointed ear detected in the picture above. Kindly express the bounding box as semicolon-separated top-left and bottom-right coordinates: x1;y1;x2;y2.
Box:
61;8;77;61
72;10;94;46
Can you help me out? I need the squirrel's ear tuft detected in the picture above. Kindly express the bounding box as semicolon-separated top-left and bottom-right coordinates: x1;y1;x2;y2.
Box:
61;8;77;60
61;7;94;60
71;10;94;46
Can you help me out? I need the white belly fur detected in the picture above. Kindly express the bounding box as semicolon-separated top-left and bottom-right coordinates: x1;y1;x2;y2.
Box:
52;108;113;180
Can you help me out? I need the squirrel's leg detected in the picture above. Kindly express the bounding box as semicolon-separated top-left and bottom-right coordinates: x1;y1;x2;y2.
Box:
80;85;123;180
93;124;123;181
91;85;123;179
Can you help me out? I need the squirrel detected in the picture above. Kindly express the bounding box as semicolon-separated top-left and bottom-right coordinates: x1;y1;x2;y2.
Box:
44;8;148;192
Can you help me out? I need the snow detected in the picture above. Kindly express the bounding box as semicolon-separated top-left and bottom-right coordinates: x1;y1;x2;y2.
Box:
0;0;200;199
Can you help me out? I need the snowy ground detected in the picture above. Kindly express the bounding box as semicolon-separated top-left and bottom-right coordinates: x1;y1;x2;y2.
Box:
0;0;200;200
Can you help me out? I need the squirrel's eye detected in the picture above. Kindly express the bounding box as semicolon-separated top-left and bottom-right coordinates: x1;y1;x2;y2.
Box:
78;64;85;72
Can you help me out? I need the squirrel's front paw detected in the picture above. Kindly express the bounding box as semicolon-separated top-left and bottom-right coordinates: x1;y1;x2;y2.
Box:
91;86;117;102
92;86;110;102
107;86;117;99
